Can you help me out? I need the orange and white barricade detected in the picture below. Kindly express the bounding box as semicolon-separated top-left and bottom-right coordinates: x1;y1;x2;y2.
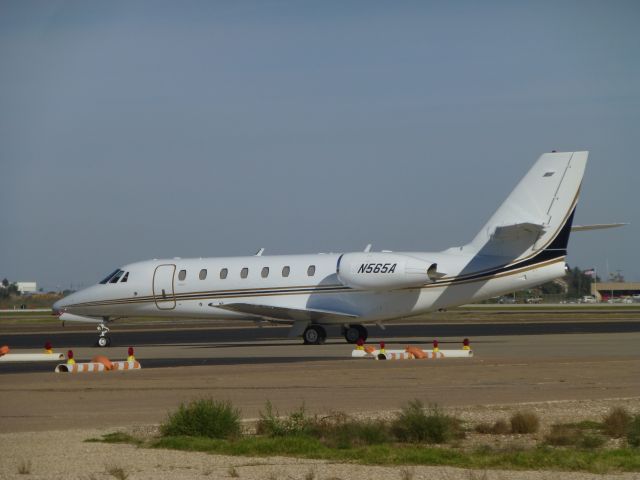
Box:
352;344;473;360
55;362;107;373
55;349;142;373
111;360;141;371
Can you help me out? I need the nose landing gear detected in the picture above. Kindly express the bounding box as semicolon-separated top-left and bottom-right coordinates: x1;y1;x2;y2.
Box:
96;323;111;347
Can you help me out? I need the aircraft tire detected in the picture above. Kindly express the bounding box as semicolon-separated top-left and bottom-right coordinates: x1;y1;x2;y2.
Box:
344;324;367;343
97;336;110;348
303;325;326;345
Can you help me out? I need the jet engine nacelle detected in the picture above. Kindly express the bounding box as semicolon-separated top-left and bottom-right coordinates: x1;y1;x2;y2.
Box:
337;252;440;290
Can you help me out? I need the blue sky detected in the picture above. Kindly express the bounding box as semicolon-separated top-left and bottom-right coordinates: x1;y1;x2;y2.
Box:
1;0;638;290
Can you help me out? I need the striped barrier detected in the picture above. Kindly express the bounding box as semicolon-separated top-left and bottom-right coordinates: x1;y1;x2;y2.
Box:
0;353;65;362
55;362;107;373
111;360;141;371
352;347;473;360
55;360;141;373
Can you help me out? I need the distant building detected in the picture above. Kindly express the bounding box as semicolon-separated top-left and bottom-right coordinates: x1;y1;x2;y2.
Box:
16;282;37;294
591;282;640;301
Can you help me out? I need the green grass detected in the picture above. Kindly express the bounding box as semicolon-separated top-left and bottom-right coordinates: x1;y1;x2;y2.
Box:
146;435;640;473
544;424;606;449
628;415;640;448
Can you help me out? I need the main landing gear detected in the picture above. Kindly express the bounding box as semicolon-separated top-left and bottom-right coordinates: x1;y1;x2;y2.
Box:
303;325;327;345
301;324;369;345
342;324;368;343
96;322;111;347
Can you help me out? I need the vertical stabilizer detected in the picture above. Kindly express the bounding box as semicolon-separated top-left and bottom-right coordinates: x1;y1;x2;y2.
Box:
467;151;588;261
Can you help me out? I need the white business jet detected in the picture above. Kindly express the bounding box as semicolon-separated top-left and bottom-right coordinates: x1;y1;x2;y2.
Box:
53;151;621;347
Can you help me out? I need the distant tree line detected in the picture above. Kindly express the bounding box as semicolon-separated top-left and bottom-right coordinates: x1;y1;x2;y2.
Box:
533;266;599;299
1;278;21;299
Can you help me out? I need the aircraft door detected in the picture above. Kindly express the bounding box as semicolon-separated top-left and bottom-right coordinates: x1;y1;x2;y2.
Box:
153;264;176;310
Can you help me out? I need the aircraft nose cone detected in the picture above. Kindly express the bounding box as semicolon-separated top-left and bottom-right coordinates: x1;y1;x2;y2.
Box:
52;298;66;316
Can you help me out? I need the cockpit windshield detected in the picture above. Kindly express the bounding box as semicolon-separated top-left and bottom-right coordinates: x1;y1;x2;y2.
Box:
99;269;120;284
99;268;130;284
109;270;125;283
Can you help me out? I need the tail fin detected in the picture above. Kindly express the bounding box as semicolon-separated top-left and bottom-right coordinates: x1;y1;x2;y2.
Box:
467;151;588;261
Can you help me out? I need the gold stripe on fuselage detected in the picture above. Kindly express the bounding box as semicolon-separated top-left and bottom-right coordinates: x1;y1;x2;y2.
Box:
65;256;564;309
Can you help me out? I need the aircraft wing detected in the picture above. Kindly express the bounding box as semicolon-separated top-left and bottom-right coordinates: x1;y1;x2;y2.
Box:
210;302;359;322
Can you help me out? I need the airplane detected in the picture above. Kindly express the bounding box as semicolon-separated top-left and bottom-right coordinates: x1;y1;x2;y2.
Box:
52;151;623;347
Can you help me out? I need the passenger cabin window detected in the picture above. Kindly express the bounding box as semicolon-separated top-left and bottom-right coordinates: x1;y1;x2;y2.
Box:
307;265;316;276
178;269;186;281
240;267;249;279
120;272;129;283
109;270;124;283
99;269;120;284
199;269;207;280
220;268;228;279
282;266;290;277
261;267;269;278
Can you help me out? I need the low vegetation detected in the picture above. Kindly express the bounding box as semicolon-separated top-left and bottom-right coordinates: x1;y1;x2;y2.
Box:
160;398;241;439
91;399;640;474
510;411;540;434
17;460;31;475
86;431;143;445
628;415;640;448
105;464;129;480
544;424;606;449
391;400;464;444
603;406;632;438
475;419;510;435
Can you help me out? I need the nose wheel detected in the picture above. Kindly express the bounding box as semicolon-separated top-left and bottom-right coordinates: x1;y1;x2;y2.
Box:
96;323;111;347
303;325;327;345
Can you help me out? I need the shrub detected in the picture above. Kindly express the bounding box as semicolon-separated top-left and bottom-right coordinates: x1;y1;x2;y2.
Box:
391;400;464;444
310;413;390;448
627;414;640;447
545;424;582;446
475;419;510;435
256;401;314;437
602;407;631;438
510;411;539;434
257;404;390;448
544;424;606;449
161;398;241;439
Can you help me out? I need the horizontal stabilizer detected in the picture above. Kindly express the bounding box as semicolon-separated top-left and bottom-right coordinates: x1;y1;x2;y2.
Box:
571;223;628;232
210;302;358;322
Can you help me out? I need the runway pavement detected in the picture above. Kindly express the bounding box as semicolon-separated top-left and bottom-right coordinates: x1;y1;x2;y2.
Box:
1;319;639;433
1;320;639;373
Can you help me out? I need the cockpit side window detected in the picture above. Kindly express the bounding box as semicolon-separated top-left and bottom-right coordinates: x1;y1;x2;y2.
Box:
109;270;125;283
99;269;120;284
120;272;129;283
